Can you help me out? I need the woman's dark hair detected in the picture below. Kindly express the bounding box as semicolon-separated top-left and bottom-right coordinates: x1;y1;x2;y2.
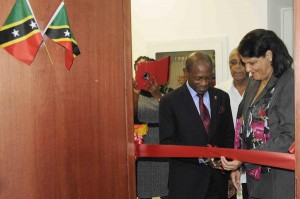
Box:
238;29;293;77
134;56;155;71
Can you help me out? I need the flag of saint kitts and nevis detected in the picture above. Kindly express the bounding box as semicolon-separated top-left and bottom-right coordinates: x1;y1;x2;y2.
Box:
44;2;80;70
0;0;43;65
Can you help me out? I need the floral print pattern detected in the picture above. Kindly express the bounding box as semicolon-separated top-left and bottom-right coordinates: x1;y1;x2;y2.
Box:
235;86;275;180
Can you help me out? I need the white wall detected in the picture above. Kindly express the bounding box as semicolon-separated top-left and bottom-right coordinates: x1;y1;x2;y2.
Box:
268;0;293;35
268;0;294;57
131;0;268;83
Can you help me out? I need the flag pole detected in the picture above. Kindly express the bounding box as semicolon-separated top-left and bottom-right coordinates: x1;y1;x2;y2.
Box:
42;1;65;66
26;0;53;65
44;44;53;65
44;44;54;65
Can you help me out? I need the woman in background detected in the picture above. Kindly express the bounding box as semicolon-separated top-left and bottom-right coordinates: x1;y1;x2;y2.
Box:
133;56;172;199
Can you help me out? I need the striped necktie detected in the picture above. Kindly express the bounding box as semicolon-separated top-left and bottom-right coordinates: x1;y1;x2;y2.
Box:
198;94;210;134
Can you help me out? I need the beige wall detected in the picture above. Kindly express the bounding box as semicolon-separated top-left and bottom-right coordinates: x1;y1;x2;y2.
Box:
131;0;294;82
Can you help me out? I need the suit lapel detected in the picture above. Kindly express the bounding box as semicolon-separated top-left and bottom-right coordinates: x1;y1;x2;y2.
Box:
252;75;277;105
179;85;208;135
243;79;259;115
179;85;202;121
208;88;218;140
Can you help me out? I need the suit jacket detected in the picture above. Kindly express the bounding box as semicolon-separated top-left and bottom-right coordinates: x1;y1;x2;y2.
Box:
159;83;234;199
237;68;295;199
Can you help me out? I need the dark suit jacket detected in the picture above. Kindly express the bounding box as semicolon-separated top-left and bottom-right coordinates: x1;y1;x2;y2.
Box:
159;83;234;199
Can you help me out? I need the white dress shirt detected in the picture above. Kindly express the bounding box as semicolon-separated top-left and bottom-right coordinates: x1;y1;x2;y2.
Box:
186;81;211;117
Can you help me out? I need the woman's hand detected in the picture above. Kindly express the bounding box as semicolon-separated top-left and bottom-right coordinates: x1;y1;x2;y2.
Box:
228;178;237;198
230;169;242;192
133;79;140;113
220;156;242;171
133;79;140;95
145;77;162;100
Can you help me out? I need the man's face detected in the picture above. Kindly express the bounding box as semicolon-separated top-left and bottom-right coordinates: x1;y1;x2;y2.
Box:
185;61;213;95
229;53;248;82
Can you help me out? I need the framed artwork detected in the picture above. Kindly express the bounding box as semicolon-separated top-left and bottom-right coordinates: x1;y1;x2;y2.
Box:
146;37;229;86
156;50;215;89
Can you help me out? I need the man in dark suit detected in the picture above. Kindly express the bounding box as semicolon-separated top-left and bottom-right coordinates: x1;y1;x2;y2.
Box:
159;51;235;199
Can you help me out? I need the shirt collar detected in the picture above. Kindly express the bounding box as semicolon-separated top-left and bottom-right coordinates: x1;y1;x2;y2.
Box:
186;81;209;98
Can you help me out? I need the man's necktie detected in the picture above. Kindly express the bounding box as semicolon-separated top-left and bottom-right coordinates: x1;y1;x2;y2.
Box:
198;94;210;134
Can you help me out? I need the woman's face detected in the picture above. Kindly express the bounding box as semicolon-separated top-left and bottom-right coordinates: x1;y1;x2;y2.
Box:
241;50;273;81
135;58;146;71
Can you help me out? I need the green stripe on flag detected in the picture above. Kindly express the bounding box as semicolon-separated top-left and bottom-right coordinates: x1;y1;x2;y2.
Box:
1;16;33;30
50;4;70;26
4;0;33;25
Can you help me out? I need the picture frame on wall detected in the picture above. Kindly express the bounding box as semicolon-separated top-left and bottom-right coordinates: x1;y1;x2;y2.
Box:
146;37;229;85
156;50;215;89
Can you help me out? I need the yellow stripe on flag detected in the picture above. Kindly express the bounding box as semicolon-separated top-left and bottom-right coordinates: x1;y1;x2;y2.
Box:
0;16;34;31
49;25;70;29
52;37;72;43
71;38;78;45
52;38;78;45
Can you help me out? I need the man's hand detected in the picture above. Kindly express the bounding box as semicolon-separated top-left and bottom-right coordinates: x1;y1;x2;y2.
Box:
220;156;242;171
205;158;223;170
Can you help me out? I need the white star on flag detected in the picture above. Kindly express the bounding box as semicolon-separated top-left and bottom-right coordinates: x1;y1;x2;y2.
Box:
64;29;70;37
12;29;20;37
29;20;37;29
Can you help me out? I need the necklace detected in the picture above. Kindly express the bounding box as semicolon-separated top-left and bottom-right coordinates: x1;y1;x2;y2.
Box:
252;69;273;104
252;81;267;104
258;81;266;94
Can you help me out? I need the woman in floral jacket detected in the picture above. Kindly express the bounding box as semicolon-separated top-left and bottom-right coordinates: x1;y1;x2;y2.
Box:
221;29;295;199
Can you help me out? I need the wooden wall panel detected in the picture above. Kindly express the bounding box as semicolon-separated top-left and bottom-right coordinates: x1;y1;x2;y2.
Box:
0;0;134;198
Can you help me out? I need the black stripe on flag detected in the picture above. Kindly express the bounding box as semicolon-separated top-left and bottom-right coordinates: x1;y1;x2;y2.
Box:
45;28;71;40
72;42;80;56
46;27;80;56
0;19;39;45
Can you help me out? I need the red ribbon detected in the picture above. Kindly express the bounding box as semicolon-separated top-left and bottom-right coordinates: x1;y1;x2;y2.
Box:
135;144;295;170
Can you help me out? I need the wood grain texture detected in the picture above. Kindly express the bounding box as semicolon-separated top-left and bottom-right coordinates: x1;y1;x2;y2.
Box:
0;0;134;198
